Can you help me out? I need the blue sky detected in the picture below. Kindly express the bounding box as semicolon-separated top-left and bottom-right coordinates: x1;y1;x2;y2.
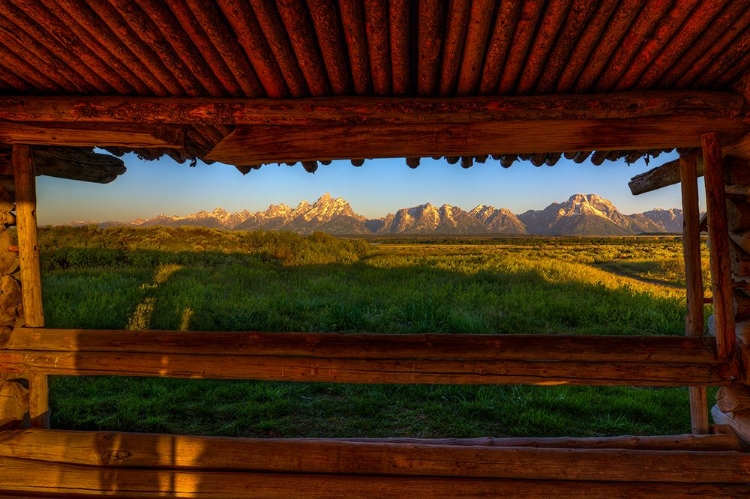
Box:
36;151;701;225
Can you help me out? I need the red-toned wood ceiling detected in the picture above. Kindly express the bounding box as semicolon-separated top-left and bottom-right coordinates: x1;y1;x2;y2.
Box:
0;0;749;167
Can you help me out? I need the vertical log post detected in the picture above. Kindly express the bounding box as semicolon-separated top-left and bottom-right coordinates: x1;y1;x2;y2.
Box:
12;144;48;428
703;133;736;365
680;154;709;434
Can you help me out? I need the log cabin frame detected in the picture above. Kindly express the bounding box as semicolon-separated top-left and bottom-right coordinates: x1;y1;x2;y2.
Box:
1;1;750;496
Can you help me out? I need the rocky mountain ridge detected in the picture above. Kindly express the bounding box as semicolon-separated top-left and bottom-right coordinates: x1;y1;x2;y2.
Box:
84;193;685;236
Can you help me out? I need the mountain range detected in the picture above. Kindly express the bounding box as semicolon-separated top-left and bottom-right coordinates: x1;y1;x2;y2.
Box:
80;193;685;236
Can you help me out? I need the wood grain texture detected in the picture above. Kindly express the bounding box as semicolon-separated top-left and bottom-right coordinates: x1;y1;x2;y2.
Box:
2;328;721;363
0;380;27;430
31;148;126;184
0;457;747;499
703;133;736;363
716;386;750;413
11;146;42;328
712;405;750;446
0;429;747;483
0;329;730;386
630;157;705;195
0;122;182;149
0;91;741;125
681;154;710;434
208;117;749;165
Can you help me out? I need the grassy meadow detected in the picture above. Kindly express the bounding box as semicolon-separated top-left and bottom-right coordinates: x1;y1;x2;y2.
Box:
38;226;712;438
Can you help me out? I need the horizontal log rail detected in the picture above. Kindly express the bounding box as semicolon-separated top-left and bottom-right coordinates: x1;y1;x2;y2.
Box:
0;429;748;498
0;429;743;466
0;328;733;386
1;460;747;499
0;91;743;125
2;328;720;361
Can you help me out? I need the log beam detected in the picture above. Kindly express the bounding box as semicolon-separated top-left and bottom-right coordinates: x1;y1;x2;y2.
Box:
716;386;750;413
723;132;750;160
0;380;27;430
208;117;749;165
712;405;750;447
0;328;722;363
0;90;742;126
0;428;747;483
681;154;710;434
12;146;47;429
0;329;731;386
0;458;747;499
630;157;705;195
0;122;183;149
30;147;126;184
703;133;737;365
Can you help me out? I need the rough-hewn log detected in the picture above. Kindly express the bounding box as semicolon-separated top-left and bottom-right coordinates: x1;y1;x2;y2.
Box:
0;428;748;483
704;132;736;363
712;405;750;447
717;386;750;413
27;147;126;184
0;457;747;499
437;0;470;96
363;0;391;96
0;230;18;276
498;0;544;94
342;433;743;452
12;147;42;329
1;328;720;363
725;132;750;160
596;0;676;92
208;117;748;165
249;0;310;98
215;0;287;98
0;429;742;465
630;157;705;195
454;0;495;95
0;350;730;387
682;154;710;434
0;122;182;149
0;380;27;430
0;91;742;125
12;145;46;429
515;0;571;94
339;0;372;95
0;276;21;328
727;197;750;233
307;0;351;96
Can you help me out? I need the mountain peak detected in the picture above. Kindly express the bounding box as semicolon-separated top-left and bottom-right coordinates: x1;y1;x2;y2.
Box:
106;193;681;236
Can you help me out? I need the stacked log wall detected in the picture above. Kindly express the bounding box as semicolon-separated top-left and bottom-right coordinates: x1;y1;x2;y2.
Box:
0;181;24;430
715;157;750;442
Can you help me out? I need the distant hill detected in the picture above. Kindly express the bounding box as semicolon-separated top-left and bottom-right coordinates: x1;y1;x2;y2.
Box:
79;192;684;236
518;193;673;236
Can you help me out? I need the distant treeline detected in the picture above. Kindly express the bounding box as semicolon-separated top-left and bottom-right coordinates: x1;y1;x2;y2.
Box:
37;226;371;271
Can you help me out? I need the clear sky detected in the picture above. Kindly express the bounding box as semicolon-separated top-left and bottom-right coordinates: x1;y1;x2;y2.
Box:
36;151;702;225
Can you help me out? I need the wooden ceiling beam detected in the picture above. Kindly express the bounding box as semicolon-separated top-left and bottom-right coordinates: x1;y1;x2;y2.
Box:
206;116;749;166
0;90;742;126
629;156;705;195
724;132;750;159
0;122;183;149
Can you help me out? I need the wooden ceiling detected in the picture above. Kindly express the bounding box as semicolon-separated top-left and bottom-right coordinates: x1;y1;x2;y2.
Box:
0;0;749;171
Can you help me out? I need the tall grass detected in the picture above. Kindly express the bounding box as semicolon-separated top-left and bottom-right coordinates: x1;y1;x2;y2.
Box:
40;227;707;438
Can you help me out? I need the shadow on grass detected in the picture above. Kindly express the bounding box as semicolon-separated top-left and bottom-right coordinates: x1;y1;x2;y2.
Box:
42;245;692;440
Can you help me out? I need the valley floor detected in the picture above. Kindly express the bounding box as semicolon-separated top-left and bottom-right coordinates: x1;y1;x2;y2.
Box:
40;227;707;438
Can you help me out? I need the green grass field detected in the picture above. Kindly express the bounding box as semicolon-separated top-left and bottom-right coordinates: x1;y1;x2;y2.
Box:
39;226;712;438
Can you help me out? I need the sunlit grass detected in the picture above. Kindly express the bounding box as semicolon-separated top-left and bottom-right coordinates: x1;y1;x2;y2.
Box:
39;227;708;438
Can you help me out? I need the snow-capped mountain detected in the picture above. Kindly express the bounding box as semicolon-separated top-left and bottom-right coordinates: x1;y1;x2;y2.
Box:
518;194;673;236
83;193;684;236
